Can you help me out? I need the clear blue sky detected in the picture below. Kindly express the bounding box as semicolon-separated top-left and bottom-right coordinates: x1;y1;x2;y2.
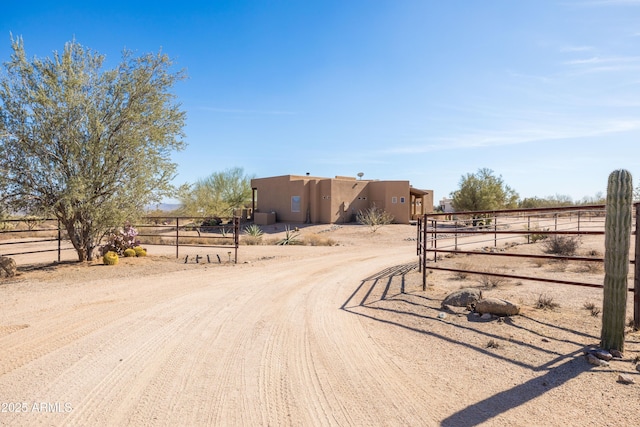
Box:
3;0;640;204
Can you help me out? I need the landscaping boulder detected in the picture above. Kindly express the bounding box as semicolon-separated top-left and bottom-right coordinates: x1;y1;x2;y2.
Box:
0;256;17;278
475;297;520;316
441;288;483;310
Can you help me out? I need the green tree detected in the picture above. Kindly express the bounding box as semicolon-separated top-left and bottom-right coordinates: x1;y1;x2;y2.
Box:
451;168;519;223
178;167;254;218
0;37;186;261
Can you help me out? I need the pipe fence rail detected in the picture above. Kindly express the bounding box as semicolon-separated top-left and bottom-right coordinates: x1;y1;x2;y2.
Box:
0;216;241;264
135;216;240;263
417;204;640;329
0;218;68;261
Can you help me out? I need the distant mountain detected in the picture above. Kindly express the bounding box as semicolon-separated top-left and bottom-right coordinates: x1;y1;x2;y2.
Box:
146;203;182;212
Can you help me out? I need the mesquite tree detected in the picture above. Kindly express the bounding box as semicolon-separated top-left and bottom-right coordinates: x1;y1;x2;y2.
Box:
600;169;633;352
0;37;186;261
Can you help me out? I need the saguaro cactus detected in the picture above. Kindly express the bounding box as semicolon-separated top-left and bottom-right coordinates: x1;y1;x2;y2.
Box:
600;169;633;352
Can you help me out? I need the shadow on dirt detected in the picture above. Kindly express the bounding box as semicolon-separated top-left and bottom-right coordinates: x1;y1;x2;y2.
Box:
341;262;604;426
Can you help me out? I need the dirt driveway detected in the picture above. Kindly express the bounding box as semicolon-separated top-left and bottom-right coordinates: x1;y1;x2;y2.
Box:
1;224;639;426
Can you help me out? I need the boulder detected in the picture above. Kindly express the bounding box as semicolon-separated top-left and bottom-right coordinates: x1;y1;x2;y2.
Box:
586;353;609;367
441;288;483;310
475;297;520;316
0;256;16;278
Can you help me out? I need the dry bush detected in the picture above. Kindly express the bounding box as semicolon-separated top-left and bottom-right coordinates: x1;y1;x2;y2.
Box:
535;293;559;310
477;269;508;288
242;236;263;246
486;339;501;349
453;263;470;280
548;259;568;272
303;233;337;246
542;235;581;256
575;261;604;274
531;258;545;268
583;301;601;317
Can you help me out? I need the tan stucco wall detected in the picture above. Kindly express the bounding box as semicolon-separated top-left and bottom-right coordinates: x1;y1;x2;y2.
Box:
252;175;432;224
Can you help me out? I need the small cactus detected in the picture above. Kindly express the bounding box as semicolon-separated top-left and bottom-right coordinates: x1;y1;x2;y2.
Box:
134;246;147;257
103;251;119;265
123;248;136;257
601;169;633;352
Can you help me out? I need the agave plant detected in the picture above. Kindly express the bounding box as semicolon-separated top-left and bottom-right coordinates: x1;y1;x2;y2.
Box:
244;224;264;237
276;225;301;245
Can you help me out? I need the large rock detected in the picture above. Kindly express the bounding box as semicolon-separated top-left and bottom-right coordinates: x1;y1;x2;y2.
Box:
475;297;520;316
0;256;17;278
441;288;483;310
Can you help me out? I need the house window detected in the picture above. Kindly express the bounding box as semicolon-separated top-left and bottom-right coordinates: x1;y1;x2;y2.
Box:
392;197;397;204
291;196;301;212
400;197;405;204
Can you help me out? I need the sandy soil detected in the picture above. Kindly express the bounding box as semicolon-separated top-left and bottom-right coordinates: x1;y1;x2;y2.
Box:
1;223;639;426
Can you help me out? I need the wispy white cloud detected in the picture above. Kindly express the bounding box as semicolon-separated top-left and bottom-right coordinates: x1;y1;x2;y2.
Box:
563;55;640;73
379;118;640;155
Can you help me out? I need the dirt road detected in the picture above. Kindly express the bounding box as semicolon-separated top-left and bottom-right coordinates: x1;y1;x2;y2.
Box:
1;225;639;426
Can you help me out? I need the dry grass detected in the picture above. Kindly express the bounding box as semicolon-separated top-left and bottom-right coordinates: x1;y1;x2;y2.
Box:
583;301;601;317
302;233;337;246
477;268;508;288
535;293;559;310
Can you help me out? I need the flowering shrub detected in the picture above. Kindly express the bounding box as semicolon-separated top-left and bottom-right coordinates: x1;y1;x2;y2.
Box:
101;223;140;256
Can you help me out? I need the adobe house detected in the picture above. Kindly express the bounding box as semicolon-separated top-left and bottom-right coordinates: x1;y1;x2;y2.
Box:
250;174;433;225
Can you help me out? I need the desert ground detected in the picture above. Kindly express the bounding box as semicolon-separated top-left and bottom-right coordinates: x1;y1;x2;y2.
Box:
1;222;640;426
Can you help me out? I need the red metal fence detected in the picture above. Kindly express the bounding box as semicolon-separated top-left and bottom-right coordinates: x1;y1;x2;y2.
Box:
417;204;640;328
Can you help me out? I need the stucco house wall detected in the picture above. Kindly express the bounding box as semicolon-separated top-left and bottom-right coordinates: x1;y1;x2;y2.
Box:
251;175;432;224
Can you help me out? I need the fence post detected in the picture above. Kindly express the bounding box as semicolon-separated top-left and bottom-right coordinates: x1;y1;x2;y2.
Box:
175;217;179;259
494;215;497;247
578;211;581;232
417;217;422;273
234;216;239;264
422;214;428;290
57;219;61;263
635;204;640;330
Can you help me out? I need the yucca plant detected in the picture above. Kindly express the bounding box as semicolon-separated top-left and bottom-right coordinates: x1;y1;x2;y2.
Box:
276;225;301;245
244;224;264;237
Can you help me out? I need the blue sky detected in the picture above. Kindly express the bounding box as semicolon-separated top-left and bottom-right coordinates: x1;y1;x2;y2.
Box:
3;1;640;204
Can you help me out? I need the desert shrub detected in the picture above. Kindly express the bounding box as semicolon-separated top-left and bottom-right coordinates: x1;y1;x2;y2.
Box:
541;235;581;256
356;206;394;232
123;248;136;257
303;233;337;246
575;261;604;274
453;264;470;280
477;269;508;288
549;259;568;272
583;301;601;317
486;339;501;349
526;223;549;243
133;246;147;257
535;293;559;310
102;223;140;255
103;251;119;265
